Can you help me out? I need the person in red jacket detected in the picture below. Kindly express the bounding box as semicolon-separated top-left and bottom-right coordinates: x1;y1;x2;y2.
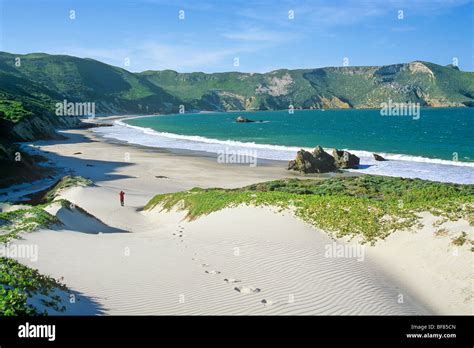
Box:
119;190;125;206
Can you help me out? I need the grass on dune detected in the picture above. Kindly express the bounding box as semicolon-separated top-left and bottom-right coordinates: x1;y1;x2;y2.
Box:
145;175;474;244
0;175;92;243
40;175;93;203
0;207;59;244
26;175;93;205
0;175;93;315
0;257;67;315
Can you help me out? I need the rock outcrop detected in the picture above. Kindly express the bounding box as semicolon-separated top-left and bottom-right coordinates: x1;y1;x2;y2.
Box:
288;146;336;173
313;146;338;172
288;146;360;173
373;153;386;161
288;150;319;173
10;115;84;141
235;116;255;123
332;149;360;169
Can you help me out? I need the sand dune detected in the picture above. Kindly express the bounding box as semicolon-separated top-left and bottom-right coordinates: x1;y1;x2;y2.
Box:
6;128;473;315
14;205;430;315
45;201;127;234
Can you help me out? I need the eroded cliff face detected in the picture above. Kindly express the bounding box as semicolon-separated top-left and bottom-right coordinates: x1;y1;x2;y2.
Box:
316;96;352;109
11;115;83;141
1;114;85;188
2;52;473;116
0;141;53;188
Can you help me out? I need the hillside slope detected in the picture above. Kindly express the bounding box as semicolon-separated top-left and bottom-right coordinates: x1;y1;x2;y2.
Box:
1;52;472;124
0;52;473;181
141;62;474;111
0;52;185;119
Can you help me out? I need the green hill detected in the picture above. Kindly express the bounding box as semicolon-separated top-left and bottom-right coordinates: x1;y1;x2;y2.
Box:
0;52;184;122
141;62;473;111
0;51;473;139
0;51;472;187
0;52;474;122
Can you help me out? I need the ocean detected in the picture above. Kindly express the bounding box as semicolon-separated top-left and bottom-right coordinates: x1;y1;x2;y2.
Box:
93;108;474;184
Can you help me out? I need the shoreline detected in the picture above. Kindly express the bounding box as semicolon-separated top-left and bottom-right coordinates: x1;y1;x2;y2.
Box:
111;113;474;167
2;111;473;202
1;125;472;315
91;115;474;185
87;111;474;167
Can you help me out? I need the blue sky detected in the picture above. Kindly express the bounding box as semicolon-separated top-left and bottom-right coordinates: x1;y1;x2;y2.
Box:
0;0;472;72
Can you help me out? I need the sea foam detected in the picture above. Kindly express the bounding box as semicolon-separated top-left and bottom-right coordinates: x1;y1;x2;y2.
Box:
92;120;474;184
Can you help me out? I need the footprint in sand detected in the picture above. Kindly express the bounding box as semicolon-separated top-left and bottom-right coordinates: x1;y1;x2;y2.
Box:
234;286;261;294
201;263;210;268
205;270;221;275
261;299;275;306
224;278;241;284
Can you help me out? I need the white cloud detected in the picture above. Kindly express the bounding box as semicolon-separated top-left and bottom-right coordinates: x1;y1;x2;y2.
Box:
138;42;246;71
46;47;131;67
50;41;264;72
221;26;300;44
26;0;472;72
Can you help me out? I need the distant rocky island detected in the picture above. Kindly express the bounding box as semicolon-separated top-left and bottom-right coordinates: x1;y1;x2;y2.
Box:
0;52;472;185
235;116;265;123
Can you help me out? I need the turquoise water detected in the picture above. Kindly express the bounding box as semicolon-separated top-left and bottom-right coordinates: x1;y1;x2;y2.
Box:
125;108;473;162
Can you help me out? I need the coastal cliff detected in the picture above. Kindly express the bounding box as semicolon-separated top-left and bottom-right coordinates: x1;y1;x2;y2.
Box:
0;52;473;186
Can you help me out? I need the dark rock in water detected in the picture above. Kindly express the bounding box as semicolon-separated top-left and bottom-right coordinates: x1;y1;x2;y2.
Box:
288;146;337;173
332;149;360;169
373;153;386;161
313;146;337;170
312;146;337;172
288;146;360;173
288;149;318;173
235;116;255;123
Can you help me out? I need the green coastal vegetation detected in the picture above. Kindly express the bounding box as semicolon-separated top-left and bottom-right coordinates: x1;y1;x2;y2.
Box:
0;205;68;315
145;175;474;244
0;207;58;244
0;257;67;315
1;52;473;186
1;52;473;133
0;52;473;314
0;175;92;315
26;175;93;205
141;62;474;111
0;175;92;243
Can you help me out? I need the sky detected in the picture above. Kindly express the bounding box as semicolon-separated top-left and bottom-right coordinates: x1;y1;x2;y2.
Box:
0;0;472;73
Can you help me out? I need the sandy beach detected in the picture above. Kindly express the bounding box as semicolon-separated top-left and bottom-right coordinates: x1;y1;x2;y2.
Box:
5;125;473;315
